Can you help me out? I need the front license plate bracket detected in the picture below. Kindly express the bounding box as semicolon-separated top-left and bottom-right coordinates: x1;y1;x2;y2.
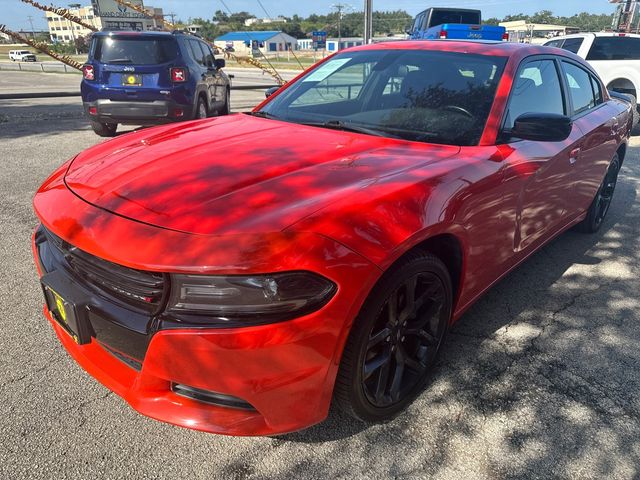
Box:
41;270;92;345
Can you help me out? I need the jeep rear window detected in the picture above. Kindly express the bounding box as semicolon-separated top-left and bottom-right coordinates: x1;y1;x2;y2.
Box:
586;36;640;60
429;10;481;27
93;36;178;65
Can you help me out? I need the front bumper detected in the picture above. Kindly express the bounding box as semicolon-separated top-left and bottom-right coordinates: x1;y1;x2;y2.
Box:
32;164;381;435
84;99;192;125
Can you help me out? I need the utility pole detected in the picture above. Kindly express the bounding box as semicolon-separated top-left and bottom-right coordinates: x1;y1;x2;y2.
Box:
363;0;373;44
164;13;177;27
68;3;81;54
331;3;350;51
27;15;35;38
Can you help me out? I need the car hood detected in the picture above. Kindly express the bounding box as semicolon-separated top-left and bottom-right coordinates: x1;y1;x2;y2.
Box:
65;114;460;235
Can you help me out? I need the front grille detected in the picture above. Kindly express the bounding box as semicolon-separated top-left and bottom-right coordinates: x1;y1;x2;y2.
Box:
44;228;166;312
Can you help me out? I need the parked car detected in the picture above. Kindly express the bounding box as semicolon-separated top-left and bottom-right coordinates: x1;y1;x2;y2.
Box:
81;30;231;137
408;7;507;41
544;32;640;125
33;40;631;436
8;50;36;62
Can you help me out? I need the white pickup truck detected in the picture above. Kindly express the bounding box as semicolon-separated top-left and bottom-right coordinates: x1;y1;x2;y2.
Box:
544;32;640;124
8;50;37;62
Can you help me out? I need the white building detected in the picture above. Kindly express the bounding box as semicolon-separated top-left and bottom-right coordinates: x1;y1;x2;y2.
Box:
244;17;287;27
214;31;298;56
46;1;164;43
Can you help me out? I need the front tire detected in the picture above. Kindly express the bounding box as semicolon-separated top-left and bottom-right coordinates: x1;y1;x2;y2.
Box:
334;251;452;422
90;121;117;137
576;154;620;233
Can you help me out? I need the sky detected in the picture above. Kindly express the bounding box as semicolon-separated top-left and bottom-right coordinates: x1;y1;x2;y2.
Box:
2;0;617;32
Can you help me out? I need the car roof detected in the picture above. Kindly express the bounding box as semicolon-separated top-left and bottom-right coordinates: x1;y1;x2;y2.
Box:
547;32;640;41
349;39;561;57
93;30;183;38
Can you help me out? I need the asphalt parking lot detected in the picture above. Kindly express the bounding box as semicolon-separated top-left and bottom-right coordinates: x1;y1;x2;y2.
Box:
1;71;640;479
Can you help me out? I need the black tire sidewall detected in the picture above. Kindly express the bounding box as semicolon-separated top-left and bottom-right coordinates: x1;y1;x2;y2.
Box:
583;154;620;233
196;97;207;119
336;251;452;422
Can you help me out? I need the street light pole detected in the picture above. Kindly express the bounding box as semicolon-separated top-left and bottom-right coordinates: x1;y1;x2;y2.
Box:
363;0;373;44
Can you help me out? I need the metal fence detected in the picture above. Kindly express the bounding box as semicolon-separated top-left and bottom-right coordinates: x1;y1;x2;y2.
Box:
0;61;78;73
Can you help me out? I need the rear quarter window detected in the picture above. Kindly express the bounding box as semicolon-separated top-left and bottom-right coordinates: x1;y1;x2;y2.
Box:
587;36;640;60
93;36;178;65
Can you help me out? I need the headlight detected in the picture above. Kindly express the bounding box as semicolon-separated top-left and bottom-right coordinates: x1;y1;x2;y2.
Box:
167;271;336;323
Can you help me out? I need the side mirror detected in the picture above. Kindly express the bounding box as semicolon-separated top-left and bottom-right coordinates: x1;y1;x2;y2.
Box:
265;86;279;98
214;58;225;70
510;113;572;142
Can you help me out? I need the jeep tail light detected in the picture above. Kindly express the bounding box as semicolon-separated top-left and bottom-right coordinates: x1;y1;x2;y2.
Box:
82;64;95;81
171;68;187;83
88;106;97;115
502;32;509;41
439;30;448;39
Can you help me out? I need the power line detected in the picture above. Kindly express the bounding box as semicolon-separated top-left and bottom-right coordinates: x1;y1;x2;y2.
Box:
256;0;272;19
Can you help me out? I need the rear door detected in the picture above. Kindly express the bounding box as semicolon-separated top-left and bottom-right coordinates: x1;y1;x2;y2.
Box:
500;57;584;252
187;38;216;109
559;60;619;216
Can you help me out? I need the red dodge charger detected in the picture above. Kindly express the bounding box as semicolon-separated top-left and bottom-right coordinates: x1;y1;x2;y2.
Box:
33;40;632;435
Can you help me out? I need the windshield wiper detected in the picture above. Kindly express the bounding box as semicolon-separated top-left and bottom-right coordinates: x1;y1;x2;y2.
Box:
246;111;281;120
301;120;402;139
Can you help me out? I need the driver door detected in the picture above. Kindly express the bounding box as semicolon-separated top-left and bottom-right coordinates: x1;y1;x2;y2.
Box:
500;57;584;253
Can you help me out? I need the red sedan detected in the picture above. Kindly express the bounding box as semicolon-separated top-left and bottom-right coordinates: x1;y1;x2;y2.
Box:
33;40;632;436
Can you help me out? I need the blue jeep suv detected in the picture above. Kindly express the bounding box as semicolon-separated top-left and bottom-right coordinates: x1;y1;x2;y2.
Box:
81;30;231;137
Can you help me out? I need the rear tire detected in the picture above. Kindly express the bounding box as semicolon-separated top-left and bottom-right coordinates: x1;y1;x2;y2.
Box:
196;96;208;119
575;154;620;233
334;251;452;422
90;121;117;137
218;88;231;116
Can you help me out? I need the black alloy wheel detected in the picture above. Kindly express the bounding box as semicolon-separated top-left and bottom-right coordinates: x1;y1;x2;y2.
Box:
576;154;620;233
335;251;452;422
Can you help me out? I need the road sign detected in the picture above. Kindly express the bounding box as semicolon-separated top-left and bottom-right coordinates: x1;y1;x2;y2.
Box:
312;31;327;50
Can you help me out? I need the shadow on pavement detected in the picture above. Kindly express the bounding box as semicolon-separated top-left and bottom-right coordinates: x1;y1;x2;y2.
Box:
272;155;640;478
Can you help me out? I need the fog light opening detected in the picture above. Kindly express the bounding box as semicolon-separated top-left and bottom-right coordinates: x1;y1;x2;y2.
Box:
171;383;256;411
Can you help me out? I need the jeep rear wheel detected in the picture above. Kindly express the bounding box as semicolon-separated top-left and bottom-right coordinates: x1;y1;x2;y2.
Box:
196;97;208;119
90;121;117;137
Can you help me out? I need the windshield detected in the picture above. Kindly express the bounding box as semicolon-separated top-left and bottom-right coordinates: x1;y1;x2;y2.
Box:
260;50;507;146
93;36;178;64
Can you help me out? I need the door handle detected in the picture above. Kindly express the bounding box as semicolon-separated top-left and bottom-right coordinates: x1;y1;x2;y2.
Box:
569;147;581;165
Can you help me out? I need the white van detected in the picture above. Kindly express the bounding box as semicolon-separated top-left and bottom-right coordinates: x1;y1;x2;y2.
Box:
8;50;37;62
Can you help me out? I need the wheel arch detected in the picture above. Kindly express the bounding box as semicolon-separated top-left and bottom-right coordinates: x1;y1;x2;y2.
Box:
607;77;638;98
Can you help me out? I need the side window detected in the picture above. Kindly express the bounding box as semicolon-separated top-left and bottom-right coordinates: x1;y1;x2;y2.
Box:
587;36;640;61
505;59;565;130
201;42;215;67
590;75;603;105
188;39;205;66
562;62;596;115
545;39;564;48
560;37;584;54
